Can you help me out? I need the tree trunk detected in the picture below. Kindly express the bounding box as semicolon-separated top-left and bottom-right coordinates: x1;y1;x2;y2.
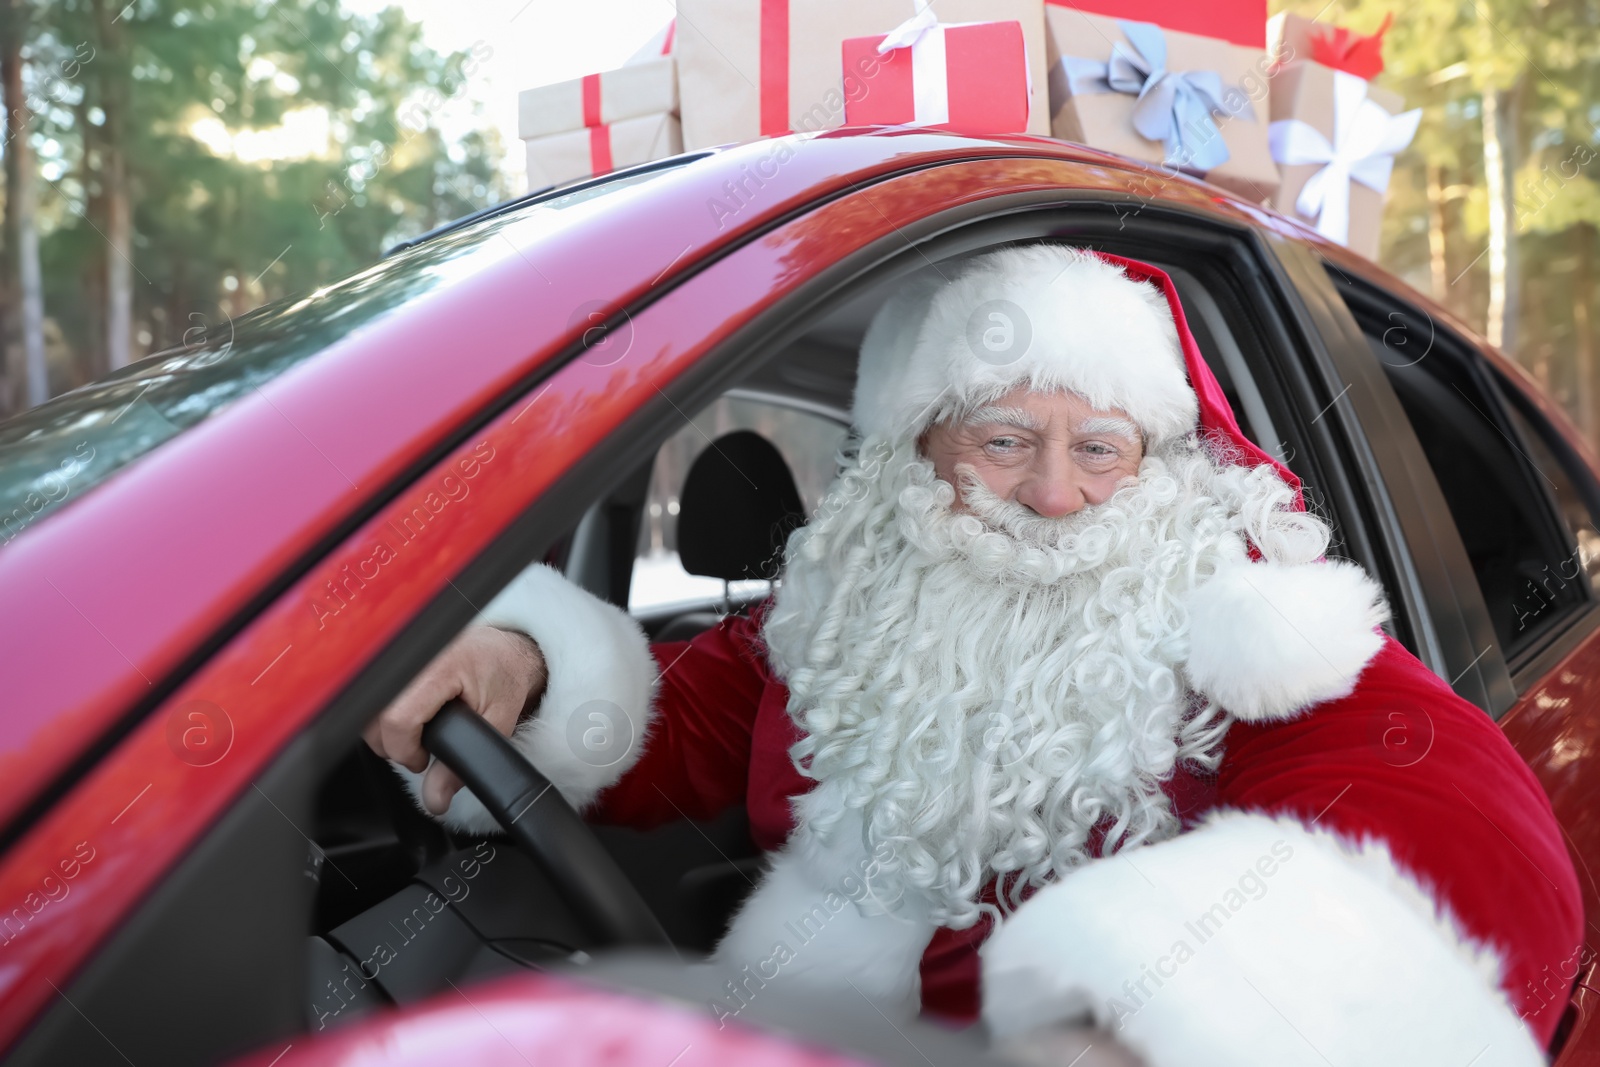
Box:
0;3;12;414
71;86;107;377
2;0;48;408
103;148;132;370
1574;224;1597;445
1481;79;1522;355
96;0;133;371
1427;161;1450;306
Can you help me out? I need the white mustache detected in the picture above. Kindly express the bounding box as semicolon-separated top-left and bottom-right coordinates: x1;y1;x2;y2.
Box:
952;464;1125;549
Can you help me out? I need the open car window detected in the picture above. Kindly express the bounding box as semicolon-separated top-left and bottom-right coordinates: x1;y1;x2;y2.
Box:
1334;285;1596;663
628;394;848;614
1496;382;1600;658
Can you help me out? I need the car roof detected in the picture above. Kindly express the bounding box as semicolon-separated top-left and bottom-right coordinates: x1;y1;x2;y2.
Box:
0;128;1328;836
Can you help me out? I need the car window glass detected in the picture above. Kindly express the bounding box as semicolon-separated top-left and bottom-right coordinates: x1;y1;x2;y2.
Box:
382;161;697;257
1500;392;1600;602
1357;322;1587;654
0;171;681;550
1159;265;1281;462
628;395;847;612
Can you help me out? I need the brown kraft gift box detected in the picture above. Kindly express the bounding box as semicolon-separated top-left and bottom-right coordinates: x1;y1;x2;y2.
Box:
524;112;683;190
1268;61;1409;259
518;57;679;141
1044;2;1279;202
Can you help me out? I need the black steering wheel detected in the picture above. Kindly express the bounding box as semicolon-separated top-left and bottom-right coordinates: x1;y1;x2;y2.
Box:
421;699;673;950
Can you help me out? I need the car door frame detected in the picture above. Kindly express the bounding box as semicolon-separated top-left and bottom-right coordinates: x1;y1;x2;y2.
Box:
1270;242;1521;715
0;154;1510;1063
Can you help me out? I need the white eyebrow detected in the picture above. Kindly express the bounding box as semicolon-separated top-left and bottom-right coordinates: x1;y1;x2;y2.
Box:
1075;416;1141;441
966;405;1041;432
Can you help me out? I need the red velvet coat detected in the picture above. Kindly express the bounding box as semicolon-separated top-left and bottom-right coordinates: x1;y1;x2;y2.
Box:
589;603;1583;1045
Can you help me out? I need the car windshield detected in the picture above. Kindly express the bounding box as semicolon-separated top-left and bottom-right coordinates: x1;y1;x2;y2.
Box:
0;165;680;548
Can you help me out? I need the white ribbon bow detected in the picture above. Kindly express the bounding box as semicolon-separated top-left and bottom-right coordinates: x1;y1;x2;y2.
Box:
873;0;1034;131
1268;69;1422;245
876;0;950;126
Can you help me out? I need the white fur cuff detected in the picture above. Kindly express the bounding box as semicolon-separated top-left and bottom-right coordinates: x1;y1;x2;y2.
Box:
1183;558;1389;722
981;812;1542;1067
403;563;659;834
713;845;936;1020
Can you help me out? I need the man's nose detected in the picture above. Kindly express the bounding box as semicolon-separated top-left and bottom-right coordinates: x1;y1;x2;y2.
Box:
1013;450;1087;518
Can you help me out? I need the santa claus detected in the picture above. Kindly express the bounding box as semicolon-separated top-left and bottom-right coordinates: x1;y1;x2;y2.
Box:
366;246;1582;1066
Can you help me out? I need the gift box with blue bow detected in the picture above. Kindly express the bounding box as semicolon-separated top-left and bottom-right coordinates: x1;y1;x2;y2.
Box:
1043;0;1280;202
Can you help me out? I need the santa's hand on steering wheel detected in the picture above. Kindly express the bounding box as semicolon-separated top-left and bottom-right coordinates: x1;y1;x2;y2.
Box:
362;625;546;814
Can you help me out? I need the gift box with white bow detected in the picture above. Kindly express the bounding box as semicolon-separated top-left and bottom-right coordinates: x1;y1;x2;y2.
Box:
841;10;1031;134
1043;0;1280;202
1265;14;1420;259
674;0;1049;150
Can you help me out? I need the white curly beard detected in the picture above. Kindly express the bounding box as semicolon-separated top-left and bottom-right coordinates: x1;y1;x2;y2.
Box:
760;433;1328;929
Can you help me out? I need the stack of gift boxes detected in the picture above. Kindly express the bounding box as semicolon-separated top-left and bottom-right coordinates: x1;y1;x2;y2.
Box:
1266;13;1421;258
516;1;1418;259
517;23;681;190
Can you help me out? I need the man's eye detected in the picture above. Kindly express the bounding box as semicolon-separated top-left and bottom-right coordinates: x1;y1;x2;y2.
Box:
987;436;1020;450
1077;442;1124;469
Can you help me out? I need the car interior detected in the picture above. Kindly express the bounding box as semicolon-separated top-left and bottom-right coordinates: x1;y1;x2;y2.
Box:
9;221;1461;1067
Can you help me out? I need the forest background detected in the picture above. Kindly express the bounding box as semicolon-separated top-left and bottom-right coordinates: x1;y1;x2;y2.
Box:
2;0;1598;447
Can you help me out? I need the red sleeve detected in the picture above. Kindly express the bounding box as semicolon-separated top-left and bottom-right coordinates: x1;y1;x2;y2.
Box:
1215;635;1583;1044
586;604;774;829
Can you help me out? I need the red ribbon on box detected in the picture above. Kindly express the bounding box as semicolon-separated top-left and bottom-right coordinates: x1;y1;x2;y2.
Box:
581;73;603;127
1045;0;1265;49
579;73;615;172
1309;12;1393;80
587;126;614;175
842;20;1030;134
758;0;790;136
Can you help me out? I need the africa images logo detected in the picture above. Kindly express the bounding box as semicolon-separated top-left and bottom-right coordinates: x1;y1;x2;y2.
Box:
966;299;1032;367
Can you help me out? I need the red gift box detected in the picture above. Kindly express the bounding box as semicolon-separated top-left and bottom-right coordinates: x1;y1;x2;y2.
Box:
1269;11;1393;79
841;20;1031;134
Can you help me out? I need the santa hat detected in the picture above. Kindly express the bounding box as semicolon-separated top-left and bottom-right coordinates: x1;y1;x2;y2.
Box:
854;245;1297;486
854;244;1386;724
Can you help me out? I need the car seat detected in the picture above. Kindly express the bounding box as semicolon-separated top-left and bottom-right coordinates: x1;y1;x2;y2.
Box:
652;429;804;642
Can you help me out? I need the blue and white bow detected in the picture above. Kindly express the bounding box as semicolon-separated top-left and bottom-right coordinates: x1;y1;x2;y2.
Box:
1059;20;1249;172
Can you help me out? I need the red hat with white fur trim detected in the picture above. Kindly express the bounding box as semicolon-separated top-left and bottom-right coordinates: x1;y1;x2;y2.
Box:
853;244;1297;501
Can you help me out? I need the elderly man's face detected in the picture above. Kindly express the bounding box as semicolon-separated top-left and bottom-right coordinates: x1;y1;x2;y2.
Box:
919;385;1144;518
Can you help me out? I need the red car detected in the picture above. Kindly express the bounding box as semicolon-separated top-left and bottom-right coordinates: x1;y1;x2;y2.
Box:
0;129;1596;1066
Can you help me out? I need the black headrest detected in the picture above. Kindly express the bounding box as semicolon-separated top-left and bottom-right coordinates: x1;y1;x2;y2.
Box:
677;430;805;582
